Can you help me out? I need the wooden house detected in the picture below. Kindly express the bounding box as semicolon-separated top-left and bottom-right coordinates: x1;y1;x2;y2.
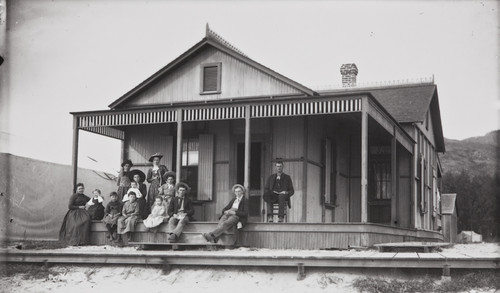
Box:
71;26;445;249
441;193;458;243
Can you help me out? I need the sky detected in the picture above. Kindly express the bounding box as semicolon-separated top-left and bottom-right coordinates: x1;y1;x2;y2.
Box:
0;0;498;173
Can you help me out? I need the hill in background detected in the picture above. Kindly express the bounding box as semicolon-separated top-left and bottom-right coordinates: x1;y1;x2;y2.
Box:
441;130;499;177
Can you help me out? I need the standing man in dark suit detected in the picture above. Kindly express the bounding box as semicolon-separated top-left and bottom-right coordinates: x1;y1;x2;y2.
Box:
263;161;294;222
167;182;194;243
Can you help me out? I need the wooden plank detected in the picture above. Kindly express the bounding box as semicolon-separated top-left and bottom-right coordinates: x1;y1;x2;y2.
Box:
393;252;420;260
5;249;499;269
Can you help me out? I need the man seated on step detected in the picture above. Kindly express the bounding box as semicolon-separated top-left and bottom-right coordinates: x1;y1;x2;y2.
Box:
166;182;194;243
203;184;248;244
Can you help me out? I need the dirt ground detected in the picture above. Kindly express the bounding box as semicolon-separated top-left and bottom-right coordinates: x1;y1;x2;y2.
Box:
1;243;498;293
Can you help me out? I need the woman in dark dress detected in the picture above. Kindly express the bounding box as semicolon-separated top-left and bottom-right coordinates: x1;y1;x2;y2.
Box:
129;169;149;219
117;159;133;202
146;153;168;209
59;183;91;246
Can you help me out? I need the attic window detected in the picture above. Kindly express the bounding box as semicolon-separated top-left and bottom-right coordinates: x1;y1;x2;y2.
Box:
200;63;221;94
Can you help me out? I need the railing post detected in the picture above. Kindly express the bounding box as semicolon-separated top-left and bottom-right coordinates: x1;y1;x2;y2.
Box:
244;105;251;191
72;115;79;190
361;97;369;223
176;109;183;183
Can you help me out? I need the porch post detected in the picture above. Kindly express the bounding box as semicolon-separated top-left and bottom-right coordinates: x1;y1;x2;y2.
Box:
244;105;251;191
391;126;398;226
176;109;183;184
71;115;79;190
361;97;368;223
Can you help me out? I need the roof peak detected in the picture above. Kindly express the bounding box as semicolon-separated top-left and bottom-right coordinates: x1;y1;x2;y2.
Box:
205;23;248;57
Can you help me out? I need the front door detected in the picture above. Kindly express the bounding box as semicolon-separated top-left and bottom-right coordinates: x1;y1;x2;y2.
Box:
237;142;264;222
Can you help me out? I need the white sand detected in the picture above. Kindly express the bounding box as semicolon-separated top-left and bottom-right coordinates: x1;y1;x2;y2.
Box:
1;243;498;293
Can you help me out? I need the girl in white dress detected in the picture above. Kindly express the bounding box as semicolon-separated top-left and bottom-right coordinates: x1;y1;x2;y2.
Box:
143;197;167;232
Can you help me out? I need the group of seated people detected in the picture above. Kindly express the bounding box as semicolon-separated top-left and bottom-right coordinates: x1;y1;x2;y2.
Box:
59;153;294;247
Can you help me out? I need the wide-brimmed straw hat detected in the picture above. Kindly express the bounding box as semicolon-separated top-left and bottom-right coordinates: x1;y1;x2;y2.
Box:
162;171;176;182
232;184;246;194
148;153;163;162
175;182;191;193
129;169;146;183
121;159;133;167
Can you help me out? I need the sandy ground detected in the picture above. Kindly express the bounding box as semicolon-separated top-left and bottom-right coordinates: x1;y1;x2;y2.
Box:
1;243;498;293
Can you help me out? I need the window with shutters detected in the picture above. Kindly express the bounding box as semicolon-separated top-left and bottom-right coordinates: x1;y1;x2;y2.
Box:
200;63;221;94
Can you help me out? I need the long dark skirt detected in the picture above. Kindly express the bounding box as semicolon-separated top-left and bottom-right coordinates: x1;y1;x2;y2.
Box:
59;209;91;246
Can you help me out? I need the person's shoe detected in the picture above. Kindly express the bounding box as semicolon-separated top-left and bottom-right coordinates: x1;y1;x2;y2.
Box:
209;233;218;244
168;233;178;243
278;217;284;223
202;233;214;243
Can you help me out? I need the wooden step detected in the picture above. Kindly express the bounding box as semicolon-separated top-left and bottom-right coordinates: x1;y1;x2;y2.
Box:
128;242;228;251
90;221;238;246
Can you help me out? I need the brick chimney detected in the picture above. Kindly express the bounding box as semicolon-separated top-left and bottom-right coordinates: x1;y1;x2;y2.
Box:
340;63;358;87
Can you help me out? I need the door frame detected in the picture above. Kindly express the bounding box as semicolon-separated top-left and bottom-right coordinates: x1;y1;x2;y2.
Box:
231;134;271;222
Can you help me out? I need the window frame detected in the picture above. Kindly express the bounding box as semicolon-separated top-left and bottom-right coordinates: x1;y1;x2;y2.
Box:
200;62;222;95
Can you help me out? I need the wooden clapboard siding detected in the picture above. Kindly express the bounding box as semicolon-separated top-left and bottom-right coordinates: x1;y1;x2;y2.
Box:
335;131;350;223
284;162;303;223
126;126;173;170
89;221;444;248
398;145;412;228
238;223;443;249
123;47;302;107
307;116;323;163
306;163;322;222
210;121;231;220
272;117;304;159
306;116;323;222
272;117;304;222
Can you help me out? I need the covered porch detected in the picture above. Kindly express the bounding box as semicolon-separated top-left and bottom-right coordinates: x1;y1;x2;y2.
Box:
72;93;442;248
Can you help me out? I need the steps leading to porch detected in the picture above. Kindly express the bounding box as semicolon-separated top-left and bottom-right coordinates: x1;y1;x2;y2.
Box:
90;221;238;246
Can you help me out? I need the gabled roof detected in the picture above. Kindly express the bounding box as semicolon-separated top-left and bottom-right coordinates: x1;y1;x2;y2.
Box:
319;83;445;152
370;84;445;152
108;25;317;109
441;193;457;215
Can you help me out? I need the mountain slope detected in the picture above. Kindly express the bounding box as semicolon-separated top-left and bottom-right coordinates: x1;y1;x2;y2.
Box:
440;130;499;177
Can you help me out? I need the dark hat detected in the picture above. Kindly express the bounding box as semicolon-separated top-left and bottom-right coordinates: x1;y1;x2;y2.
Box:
162;171;176;182
148;153;163;162
232;184;246;194
129;169;146;183
175;182;191;193
121;159;133;167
